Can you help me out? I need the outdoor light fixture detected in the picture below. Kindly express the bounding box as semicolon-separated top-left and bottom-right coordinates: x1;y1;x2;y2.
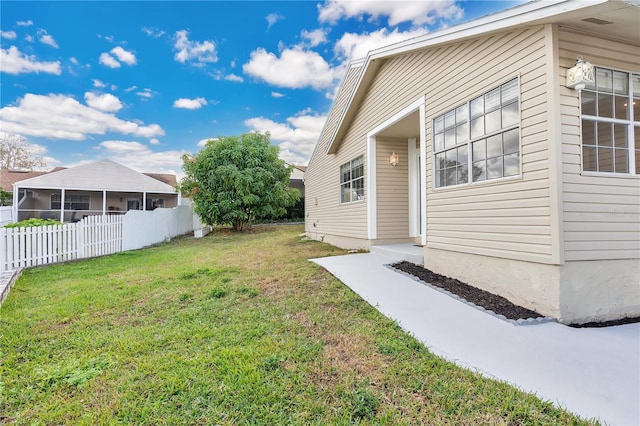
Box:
566;56;594;92
390;152;399;167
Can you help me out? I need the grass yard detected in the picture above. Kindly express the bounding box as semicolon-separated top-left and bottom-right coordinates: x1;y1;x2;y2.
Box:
1;224;595;425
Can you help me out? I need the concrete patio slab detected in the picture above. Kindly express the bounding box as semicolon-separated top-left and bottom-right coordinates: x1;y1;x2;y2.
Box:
311;252;640;426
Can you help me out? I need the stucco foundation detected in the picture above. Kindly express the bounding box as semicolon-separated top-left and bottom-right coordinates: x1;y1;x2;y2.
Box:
559;259;640;324
424;247;562;319
424;247;640;324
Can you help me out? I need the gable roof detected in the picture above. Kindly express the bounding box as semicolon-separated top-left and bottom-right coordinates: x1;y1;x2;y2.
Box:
323;0;639;155
12;159;177;193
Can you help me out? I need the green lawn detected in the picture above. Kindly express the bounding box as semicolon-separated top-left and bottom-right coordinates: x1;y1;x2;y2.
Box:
1;224;596;425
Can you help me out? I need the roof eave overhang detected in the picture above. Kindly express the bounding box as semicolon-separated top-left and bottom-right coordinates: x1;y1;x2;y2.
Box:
12;183;177;194
325;0;612;155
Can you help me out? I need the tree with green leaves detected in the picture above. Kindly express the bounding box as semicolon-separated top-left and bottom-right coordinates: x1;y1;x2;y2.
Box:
0;189;11;206
180;132;299;231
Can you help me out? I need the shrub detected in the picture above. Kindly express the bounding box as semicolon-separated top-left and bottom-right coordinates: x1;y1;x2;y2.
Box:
4;218;63;228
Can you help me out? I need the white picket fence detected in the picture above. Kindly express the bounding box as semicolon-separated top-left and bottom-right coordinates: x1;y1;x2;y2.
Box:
0;205;197;274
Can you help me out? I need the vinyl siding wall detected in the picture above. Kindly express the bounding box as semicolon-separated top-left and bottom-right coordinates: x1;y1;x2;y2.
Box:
423;26;554;264
307;26;555;255
558;28;640;261
305;65;368;240
376;138;409;240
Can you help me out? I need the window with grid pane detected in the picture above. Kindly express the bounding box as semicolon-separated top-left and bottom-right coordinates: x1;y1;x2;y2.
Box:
340;156;364;203
51;194;90;210
433;78;520;188
581;67;640;174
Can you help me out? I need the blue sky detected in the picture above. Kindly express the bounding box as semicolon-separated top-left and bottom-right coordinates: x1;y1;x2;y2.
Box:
1;0;523;177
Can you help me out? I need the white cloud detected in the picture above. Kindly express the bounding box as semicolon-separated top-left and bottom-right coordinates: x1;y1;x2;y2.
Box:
0;93;165;141
110;46;136;65
124;85;137;92
1;30;17;39
224;73;243;82
99;52;120;68
97;140;186;175
142;26;165;38
244;112;327;165
266;13;283;29
243;47;335;90
98;34;115;43
84;92;123;112
24;35;33;43
149;138;160;145
67;57;90;75
318;0;463;26
301;29;328;47
38;31;58;48
93;79;107;88
271;92;285;98
173;30;217;65
0;46;61;75
136;88;154;100
197;138;216;147
99;140;148;153
17;20;33;27
334;27;429;61
173;97;207;109
99;46;136;68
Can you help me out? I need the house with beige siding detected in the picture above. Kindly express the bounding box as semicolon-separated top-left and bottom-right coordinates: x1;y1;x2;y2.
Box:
11;159;180;223
305;0;640;324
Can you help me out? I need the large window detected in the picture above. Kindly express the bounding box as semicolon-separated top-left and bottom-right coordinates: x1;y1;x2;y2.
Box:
51;194;90;210
434;78;520;188
340;156;364;203
581;67;640;174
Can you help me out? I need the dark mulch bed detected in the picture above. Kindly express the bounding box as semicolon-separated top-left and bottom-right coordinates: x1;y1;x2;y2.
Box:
392;261;640;327
391;261;543;321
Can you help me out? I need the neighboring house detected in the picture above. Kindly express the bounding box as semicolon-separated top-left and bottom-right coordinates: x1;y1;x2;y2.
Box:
1;168;67;205
305;0;640;324
289;164;306;197
11;159;180;223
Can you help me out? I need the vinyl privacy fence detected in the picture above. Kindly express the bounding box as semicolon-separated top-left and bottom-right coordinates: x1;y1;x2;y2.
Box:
0;205;198;273
0;206;11;227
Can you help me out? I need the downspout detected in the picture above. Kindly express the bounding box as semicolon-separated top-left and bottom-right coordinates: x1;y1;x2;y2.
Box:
419;101;427;247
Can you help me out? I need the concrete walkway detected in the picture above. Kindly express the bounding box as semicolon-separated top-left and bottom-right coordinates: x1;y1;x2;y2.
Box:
311;252;640;426
0;268;21;306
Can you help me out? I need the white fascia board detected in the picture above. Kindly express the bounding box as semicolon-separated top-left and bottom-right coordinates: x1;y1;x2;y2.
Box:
368;0;608;61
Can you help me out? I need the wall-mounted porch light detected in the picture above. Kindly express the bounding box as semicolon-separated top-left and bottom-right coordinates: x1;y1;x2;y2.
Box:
390;152;399;167
566;56;594;92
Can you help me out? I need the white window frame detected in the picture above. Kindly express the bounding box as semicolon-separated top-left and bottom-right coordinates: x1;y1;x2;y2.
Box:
340;156;364;204
580;66;639;176
433;78;521;189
